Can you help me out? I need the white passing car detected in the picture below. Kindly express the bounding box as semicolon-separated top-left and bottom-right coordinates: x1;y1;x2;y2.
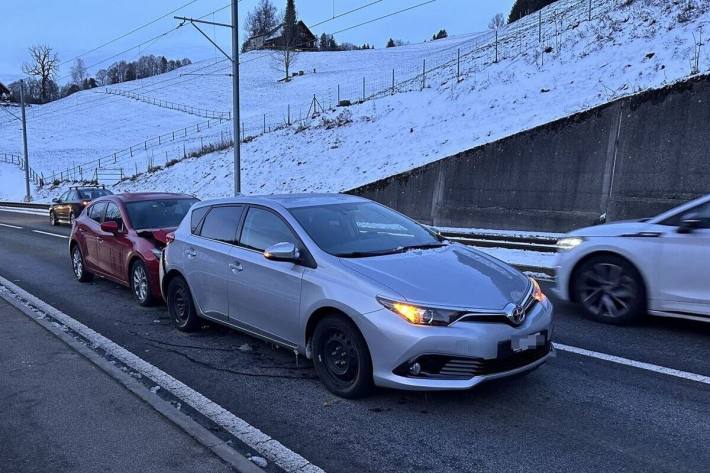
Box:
554;194;710;325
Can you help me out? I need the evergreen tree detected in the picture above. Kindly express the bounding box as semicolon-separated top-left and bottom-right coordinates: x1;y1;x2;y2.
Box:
508;0;556;23
283;0;297;48
386;38;396;48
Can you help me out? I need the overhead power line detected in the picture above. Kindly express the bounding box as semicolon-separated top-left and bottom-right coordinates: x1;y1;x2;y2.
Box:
60;0;199;68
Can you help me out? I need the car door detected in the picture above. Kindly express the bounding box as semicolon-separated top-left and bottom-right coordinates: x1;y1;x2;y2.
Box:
99;202;131;282
82;201;107;271
656;201;710;316
230;206;305;345
56;191;70;219
184;205;243;322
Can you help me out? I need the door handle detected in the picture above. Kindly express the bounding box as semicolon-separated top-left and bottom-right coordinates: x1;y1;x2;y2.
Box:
185;248;197;258
229;261;243;273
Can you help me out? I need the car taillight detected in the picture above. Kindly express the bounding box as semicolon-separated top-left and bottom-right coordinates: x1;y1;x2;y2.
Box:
165;232;175;245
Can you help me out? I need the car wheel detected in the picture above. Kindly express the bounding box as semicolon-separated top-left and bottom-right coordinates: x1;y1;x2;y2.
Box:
312;315;374;399
573;255;645;325
50;211;58;226
71;245;93;282
167;276;201;332
130;260;154;306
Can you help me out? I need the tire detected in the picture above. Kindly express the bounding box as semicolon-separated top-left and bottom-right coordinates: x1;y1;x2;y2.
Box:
572;254;646;325
312;315;374;399
50;211;58;226
130;260;154;307
71;245;93;282
167;276;201;332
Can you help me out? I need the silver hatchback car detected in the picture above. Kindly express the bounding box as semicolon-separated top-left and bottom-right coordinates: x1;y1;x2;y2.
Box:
160;194;554;398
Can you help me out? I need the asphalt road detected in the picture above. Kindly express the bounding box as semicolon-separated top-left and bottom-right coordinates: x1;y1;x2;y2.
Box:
1;209;708;473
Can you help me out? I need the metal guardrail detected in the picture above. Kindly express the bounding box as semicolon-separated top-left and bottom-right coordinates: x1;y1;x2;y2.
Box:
0;201;50;210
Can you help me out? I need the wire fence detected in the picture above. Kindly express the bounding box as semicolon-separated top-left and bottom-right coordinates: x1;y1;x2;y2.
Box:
104;87;232;120
49;117;232;183
24;0;709;189
0;152;42;186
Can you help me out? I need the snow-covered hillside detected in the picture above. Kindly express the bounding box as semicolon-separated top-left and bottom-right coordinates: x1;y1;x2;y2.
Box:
1;0;709;201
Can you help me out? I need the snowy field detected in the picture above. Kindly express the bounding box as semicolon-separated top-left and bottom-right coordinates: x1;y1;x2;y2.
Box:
1;0;709;204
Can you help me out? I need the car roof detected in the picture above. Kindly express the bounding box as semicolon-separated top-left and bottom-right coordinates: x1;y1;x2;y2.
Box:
193;193;369;209
107;192;197;203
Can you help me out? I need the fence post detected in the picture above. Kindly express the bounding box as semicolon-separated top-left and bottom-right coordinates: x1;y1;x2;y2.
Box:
457;49;461;81
589;0;592;21
158;135;161;145
263;114;266;134
172;131;175;141
183;143;186;158
113;153;116;163
337;85;340;103
391;69;395;95
242;121;245;142
144;141;147;150
422;59;426;90
288;104;291;125
362;77;365;102
130;146;133;157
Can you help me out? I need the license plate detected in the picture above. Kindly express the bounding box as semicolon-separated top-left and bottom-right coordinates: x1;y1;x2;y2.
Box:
511;332;546;353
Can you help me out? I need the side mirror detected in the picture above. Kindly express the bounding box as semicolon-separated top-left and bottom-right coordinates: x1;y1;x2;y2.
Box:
264;242;300;262
52;198;59;203
100;220;119;234
678;218;701;234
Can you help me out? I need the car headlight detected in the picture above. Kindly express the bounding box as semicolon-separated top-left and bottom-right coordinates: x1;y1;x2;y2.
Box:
530;277;546;302
377;297;464;326
556;237;585;252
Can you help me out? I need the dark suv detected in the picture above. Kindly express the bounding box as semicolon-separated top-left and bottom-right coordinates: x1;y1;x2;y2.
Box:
50;186;113;226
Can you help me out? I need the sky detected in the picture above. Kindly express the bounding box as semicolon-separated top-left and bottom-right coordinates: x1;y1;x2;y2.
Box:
0;0;514;85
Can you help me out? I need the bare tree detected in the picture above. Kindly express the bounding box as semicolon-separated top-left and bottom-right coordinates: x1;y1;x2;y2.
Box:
244;0;279;44
22;44;60;103
70;58;88;85
271;0;299;81
488;13;506;30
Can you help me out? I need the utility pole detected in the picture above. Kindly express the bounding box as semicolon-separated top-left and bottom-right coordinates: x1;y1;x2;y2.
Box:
231;0;240;195
20;80;30;202
175;1;240;195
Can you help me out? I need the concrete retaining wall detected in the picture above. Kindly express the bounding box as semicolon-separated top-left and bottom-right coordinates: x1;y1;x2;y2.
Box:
350;75;710;232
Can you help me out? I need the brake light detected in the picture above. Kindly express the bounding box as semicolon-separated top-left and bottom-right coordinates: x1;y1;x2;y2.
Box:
165;232;175;245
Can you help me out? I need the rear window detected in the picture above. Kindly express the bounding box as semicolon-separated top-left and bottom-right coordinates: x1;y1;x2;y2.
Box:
199;206;243;243
190;206;210;234
79;188;112;200
125;199;198;231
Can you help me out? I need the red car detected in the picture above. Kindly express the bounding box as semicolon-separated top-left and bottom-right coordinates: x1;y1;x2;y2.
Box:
69;192;199;305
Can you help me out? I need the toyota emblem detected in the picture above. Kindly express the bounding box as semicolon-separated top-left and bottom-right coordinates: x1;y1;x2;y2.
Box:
506;304;526;325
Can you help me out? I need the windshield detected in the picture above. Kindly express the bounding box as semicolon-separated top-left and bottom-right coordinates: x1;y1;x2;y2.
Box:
78;188;112;200
125;199;198;231
289;202;443;257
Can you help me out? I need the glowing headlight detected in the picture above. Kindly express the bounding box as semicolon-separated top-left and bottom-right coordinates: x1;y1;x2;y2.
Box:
556;237;584;252
530;277;546;302
377;297;463;326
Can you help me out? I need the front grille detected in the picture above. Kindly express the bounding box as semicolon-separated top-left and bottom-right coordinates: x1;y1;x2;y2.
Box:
395;342;551;380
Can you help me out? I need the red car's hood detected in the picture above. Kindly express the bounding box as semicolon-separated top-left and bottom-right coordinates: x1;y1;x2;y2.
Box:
137;228;177;244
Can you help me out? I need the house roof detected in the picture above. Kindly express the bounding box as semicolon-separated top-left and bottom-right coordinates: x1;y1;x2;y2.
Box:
249;21;316;43
0;82;10;96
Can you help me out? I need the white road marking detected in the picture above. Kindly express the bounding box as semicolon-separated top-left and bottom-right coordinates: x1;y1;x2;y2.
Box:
31;230;69;239
0;206;48;216
554;343;710;385
0;275;324;473
0;223;23;229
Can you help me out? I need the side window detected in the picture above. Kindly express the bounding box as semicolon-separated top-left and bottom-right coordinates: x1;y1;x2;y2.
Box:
239;207;298;252
59;191;69;202
68;190;79;201
88;202;107;223
199;206;243;243
104;203;124;230
191;206;210;234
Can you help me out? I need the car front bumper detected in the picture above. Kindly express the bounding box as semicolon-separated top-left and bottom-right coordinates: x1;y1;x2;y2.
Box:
357;298;555;391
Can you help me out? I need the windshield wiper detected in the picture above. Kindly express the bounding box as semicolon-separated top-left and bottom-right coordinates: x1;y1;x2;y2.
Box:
336;242;447;258
396;242;448;252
